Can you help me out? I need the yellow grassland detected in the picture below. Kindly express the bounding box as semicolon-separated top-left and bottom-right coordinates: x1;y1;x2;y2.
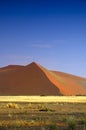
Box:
0;96;86;103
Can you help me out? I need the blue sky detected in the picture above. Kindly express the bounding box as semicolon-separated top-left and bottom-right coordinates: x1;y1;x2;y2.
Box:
0;0;86;77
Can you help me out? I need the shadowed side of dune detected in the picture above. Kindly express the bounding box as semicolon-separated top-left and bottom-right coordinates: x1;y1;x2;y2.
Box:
0;63;61;95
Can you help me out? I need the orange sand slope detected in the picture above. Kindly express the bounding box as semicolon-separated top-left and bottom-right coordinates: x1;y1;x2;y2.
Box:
0;62;86;96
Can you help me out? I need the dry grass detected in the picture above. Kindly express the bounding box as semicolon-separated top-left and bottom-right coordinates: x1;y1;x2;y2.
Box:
6;103;19;109
0;100;86;129
0;96;86;103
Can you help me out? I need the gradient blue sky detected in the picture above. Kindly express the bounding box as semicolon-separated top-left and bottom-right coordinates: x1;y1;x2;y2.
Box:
0;0;86;77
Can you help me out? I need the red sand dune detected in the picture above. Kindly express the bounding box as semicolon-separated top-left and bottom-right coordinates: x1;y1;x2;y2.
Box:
0;62;86;95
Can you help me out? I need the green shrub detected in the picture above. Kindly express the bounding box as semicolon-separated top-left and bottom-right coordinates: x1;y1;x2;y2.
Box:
48;124;59;130
66;116;76;130
81;118;86;129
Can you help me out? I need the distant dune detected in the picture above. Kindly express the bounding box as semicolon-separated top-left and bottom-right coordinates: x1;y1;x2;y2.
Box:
0;62;86;95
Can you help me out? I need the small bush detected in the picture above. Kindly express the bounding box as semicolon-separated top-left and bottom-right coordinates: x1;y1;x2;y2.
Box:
81;118;86;129
39;107;49;112
38;104;54;112
7;103;19;109
38;104;48;111
48;124;59;130
66;116;76;130
40;95;46;96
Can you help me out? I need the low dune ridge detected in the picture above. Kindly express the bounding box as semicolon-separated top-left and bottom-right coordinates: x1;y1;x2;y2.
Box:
0;62;86;95
0;65;24;71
